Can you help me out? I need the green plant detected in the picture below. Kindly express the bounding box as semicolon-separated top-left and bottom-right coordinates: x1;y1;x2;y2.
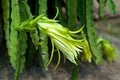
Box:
1;0;118;80
97;36;118;62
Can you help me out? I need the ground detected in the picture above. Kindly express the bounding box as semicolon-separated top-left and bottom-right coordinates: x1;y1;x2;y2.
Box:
0;16;120;80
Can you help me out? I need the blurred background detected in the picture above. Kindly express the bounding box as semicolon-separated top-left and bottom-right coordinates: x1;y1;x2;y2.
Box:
0;0;120;80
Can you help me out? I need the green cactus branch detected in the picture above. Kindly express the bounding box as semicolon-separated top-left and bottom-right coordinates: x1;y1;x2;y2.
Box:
1;0;118;80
